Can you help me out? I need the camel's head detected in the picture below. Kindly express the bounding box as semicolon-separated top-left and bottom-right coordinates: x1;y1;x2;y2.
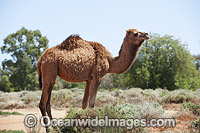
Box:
126;29;150;45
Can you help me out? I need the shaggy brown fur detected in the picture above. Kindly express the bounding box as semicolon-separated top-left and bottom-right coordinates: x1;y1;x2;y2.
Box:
37;29;149;124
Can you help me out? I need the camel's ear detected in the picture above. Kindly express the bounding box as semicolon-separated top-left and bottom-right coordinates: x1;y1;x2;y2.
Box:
126;30;131;35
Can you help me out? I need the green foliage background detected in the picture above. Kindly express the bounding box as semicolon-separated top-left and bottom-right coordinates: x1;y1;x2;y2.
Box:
0;27;48;91
101;34;200;90
0;28;200;92
120;33;200;90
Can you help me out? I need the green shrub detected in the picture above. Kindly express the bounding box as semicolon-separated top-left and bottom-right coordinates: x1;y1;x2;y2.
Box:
140;102;164;120
0;111;22;116
140;89;158;101
113;102;164;120
21;97;36;104
160;89;199;104
51;89;74;107
119;88;145;104
61;79;85;89
61;106;146;133
60;102;164;132
0;75;13;92
95;91;115;107
110;88;118;91
191;118;200;132
181;102;200;116
160;90;168;97
0;130;24;133
111;89;123;97
113;103;141;119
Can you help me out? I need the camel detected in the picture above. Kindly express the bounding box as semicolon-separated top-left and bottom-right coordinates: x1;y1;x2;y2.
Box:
37;29;149;121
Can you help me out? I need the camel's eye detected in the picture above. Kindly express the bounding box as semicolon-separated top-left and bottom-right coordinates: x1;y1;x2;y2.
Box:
133;32;138;36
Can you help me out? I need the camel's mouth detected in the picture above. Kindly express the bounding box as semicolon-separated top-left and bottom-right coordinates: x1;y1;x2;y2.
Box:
141;33;150;40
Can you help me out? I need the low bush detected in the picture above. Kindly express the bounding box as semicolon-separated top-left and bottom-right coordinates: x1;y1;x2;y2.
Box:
0;130;24;133
113;103;141;119
181;102;200;116
95;90;115;107
140;102;164;120
118;88;145;104
175;110;197;122
51;89;74;108
191;118;200;132
140;89;165;99
160;89;199;104
0;111;22;116
0;88;199;110
60;105;146;132
60;101;164;132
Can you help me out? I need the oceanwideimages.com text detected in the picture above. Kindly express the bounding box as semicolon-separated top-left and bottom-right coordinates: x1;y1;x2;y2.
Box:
24;114;176;129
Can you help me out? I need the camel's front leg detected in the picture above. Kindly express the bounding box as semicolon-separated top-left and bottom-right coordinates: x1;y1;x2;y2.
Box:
82;81;90;109
88;77;101;108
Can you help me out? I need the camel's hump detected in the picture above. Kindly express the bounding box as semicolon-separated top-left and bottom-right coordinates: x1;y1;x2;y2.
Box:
57;34;84;50
63;34;82;43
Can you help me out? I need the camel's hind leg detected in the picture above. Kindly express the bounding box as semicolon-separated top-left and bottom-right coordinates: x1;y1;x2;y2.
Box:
39;82;56;131
39;83;51;122
39;63;57;126
88;77;101;108
82;81;90;109
46;83;54;120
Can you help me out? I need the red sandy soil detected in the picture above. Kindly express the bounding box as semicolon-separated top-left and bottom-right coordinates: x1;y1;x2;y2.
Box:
0;108;67;132
148;104;198;132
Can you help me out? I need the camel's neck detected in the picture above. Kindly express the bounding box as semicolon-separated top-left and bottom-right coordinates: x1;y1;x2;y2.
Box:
109;37;142;74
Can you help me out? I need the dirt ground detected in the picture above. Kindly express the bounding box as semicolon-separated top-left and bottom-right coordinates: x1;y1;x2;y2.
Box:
0;104;198;132
148;104;198;132
0;108;67;132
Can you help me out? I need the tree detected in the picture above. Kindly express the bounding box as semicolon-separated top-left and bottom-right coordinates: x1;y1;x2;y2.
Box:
194;54;200;71
1;27;48;91
0;75;13;92
116;33;200;90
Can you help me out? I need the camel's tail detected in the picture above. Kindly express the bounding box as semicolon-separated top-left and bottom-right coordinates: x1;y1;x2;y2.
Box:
37;58;42;90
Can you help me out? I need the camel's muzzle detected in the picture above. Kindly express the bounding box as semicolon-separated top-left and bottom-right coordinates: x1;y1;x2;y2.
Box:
141;33;150;40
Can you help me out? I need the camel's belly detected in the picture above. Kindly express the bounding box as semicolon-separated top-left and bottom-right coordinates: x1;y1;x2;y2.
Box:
57;48;95;82
58;67;92;82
